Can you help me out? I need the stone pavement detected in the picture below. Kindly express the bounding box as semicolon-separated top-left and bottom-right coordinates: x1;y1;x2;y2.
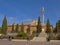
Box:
1;39;60;42
12;39;60;42
0;39;60;45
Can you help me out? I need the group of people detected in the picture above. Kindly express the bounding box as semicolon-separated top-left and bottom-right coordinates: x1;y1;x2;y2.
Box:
8;36;12;41
46;37;50;42
8;36;14;41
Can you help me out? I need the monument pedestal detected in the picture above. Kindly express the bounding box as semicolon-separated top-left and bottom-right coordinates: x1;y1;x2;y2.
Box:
32;30;47;42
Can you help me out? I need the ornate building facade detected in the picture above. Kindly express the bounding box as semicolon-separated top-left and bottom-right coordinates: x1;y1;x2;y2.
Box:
7;20;53;34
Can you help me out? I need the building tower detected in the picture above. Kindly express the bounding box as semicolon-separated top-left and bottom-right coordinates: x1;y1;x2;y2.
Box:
42;7;44;24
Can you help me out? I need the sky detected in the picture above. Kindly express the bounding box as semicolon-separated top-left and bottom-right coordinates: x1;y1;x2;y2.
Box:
0;0;60;27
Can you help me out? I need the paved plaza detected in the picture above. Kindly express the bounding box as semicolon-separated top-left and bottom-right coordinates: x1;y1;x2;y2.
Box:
0;39;60;45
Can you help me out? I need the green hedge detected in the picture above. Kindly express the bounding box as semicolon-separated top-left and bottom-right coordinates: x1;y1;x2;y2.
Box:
17;32;27;37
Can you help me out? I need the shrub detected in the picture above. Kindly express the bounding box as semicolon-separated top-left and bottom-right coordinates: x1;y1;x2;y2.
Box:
17;32;27;37
56;34;60;40
50;33;57;40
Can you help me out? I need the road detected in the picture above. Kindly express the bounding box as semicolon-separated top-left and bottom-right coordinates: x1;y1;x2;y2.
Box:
0;39;60;45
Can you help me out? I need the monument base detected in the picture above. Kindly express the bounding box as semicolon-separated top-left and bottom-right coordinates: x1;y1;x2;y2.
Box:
32;30;47;42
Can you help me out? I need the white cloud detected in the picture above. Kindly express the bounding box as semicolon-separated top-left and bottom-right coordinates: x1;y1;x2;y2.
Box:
7;17;15;24
23;19;32;21
9;17;14;20
20;19;33;24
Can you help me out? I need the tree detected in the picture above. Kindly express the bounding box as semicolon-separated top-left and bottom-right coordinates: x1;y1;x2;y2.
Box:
57;20;60;33
27;25;30;34
15;24;19;33
32;31;36;35
54;20;60;40
11;23;15;33
27;25;30;40
0;27;2;34
46;19;51;41
53;20;60;34
53;23;58;34
1;16;7;34
20;23;24;32
36;16;42;35
46;19;51;34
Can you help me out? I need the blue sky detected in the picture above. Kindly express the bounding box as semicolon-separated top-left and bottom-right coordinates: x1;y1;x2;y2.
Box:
0;0;60;26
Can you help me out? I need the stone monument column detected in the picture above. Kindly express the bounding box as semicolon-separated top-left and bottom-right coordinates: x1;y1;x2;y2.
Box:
42;7;45;32
42;7;44;24
32;7;47;41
